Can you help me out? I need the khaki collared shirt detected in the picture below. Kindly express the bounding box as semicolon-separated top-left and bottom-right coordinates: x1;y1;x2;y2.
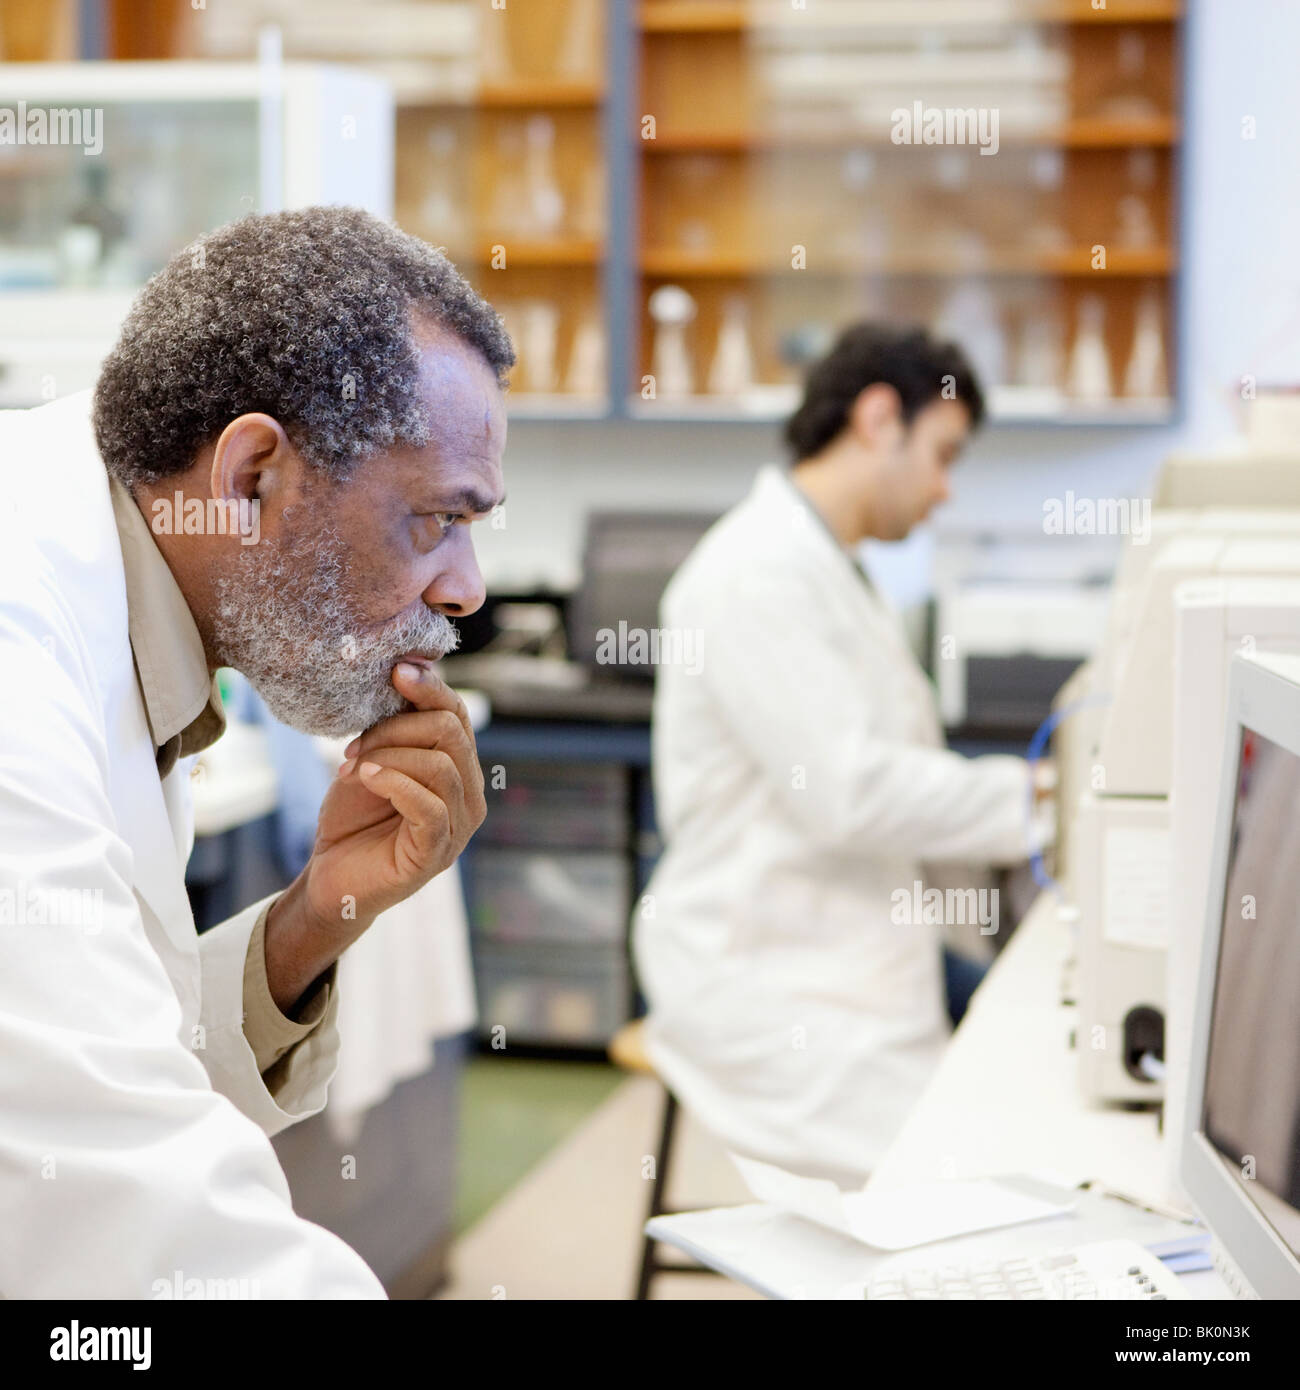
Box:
109;477;333;1076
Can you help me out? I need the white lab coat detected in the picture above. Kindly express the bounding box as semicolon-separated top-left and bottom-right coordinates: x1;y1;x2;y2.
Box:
634;465;1031;1186
0;393;383;1297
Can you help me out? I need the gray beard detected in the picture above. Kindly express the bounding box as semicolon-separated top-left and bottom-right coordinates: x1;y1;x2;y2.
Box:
211;527;459;737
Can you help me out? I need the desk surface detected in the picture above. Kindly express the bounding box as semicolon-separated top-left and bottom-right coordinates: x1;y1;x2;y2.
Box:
648;893;1232;1298
867;892;1170;1200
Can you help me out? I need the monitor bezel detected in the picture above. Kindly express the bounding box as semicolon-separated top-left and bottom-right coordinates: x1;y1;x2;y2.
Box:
1179;651;1300;1299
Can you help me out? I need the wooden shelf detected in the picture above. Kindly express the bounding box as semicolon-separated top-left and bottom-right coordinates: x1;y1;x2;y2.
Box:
639;1;1183;34
1034;247;1175;276
628;392;1176;426
629;387;797;421
640;116;1180;153
1029;0;1183;19
392;1;1185;429
406;79;604;109
464;239;602;269
989;392;1176;424
478;80;604;108
640;248;1176;277
639;128;759;153
640;2;748;33
1048;115;1180;147
506;393;609;420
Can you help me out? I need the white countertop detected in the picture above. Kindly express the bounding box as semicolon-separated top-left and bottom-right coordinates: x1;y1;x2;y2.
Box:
647;892;1233;1298
867;891;1171;1199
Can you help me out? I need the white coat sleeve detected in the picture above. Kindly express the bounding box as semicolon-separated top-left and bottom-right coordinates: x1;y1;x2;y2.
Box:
688;574;1033;865
194;892;343;1137
0;572;384;1299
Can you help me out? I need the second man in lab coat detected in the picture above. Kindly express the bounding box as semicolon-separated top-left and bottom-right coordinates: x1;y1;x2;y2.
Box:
635;323;1036;1188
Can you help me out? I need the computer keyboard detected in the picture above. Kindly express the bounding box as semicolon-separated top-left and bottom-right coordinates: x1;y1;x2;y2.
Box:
863;1238;1188;1300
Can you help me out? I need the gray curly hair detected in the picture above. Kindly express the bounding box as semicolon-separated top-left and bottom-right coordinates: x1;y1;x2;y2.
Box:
93;205;515;487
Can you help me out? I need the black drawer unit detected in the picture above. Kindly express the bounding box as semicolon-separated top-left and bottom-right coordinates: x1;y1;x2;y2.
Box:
463;721;655;1052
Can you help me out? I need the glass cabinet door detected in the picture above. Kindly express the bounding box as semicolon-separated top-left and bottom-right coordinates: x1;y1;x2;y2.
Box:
0;99;258;292
635;1;1180;424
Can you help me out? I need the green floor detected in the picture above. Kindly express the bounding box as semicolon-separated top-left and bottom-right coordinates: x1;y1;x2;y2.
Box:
454;1056;623;1233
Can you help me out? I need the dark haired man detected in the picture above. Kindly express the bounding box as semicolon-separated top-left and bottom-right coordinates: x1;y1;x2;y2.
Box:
0;207;511;1296
634;322;1035;1188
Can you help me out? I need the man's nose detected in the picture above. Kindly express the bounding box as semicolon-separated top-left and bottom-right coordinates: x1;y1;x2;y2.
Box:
424;544;486;618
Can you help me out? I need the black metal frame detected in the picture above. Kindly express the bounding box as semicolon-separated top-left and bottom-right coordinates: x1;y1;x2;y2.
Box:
634;1089;718;1300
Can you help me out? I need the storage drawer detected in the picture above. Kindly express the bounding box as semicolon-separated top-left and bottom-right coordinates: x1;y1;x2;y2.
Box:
475;943;630;1048
479;760;628;850
469;848;629;946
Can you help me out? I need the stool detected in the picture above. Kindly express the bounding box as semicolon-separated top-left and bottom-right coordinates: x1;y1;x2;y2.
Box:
608;1018;717;1300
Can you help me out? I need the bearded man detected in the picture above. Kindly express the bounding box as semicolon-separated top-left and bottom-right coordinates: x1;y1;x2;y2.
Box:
0;206;511;1297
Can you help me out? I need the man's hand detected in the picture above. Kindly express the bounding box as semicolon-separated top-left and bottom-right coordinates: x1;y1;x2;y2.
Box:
263;660;486;1015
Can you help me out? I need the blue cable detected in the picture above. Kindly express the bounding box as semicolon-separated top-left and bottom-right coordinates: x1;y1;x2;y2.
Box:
1024;692;1112;898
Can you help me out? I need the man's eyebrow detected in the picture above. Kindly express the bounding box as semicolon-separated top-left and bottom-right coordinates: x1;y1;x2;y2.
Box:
429;487;505;514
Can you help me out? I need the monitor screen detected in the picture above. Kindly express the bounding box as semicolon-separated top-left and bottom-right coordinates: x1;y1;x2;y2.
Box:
567;512;718;677
1202;726;1300;1258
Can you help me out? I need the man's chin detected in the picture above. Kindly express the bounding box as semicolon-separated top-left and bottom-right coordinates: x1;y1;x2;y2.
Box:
249;677;407;740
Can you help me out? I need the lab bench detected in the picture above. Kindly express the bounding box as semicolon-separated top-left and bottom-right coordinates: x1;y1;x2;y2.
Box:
647;891;1231;1300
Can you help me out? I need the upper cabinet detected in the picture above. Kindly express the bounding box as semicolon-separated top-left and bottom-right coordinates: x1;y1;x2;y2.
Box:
633;0;1182;423
393;1;609;415
186;0;610;416
2;0;1182;424
0;58;391;407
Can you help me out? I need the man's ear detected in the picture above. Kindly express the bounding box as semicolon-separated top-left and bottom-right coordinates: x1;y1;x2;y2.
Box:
208;413;293;505
847;383;903;447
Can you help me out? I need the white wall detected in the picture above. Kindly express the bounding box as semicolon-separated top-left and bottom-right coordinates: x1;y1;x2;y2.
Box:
478;0;1300;596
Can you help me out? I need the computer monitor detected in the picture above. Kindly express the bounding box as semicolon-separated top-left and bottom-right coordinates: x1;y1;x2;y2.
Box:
1180;650;1300;1298
566;511;719;679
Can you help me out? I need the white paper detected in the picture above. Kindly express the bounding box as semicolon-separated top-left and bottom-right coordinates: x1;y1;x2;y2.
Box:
841;1182;1074;1251
729;1155;851;1232
730;1155;1075;1252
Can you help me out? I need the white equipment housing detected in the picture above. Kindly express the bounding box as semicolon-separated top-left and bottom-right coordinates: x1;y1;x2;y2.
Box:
1072;525;1300;1104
